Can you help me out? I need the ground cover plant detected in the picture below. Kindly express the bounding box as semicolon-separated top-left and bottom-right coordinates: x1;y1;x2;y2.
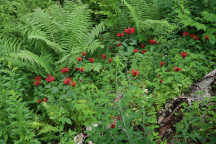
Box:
0;0;215;144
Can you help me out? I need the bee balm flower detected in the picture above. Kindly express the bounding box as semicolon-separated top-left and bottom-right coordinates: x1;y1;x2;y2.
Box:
64;77;72;85
77;57;82;62
61;67;69;73
124;27;135;34
46;75;55;82
133;49;139;53
160;61;165;67
182;32;189;37
149;40;157;45
131;69;140;77
88;58;95;63
180;52;188;58
174;66;182;72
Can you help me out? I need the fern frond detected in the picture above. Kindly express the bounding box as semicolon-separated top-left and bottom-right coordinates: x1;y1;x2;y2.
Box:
1;1;105;73
28;30;64;53
120;0;165;40
10;50;52;74
83;22;105;53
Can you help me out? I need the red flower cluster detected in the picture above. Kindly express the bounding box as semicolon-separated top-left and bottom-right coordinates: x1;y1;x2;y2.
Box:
61;67;69;73
149;40;157;45
182;32;189;37
111;123;116;128
141;50;147;54
160;61;165;67
190;34;199;40
71;81;76;87
101;54;106;59
180;52;188;58
116;32;124;37
64;77;72;85
46;74;55;82
82;52;86;57
75;67;84;72
37;99;42;103
205;35;209;40
79;67;84;72
141;43;145;48
117;42;122;47
34;76;41;86
133;49;139;53
77;57;83;62
88;58;95;63
131;69;140;77
34;80;40;86
174;66;182;72
35;76;41;81
124;27;135;34
182;32;200;41
160;80;163;84
108;58;112;63
43;97;48;102
37;97;48;103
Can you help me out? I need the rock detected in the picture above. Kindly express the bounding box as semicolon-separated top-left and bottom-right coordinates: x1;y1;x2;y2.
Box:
74;133;84;144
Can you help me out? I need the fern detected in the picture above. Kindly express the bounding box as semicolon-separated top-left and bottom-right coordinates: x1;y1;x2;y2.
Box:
28;30;64;53
119;0;177;41
0;69;40;144
10;50;53;74
176;9;207;31
0;0;105;74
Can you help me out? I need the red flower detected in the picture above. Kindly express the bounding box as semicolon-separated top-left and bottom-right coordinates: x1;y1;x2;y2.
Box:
101;54;106;59
75;67;80;71
180;52;188;58
61;67;69;73
174;66;182;72
111;123;116;128
205;35;209;40
37;99;42;103
77;57;82;62
83;133;87;137
34;76;41;81
34;80;40;86
88;58;95;63
64;77;72;85
43;97;48;103
71;81;76;87
79;67;84;72
116;42;122;47
141;43;145;48
108;58;112;63
182;32;189;37
131;69;140;77
124;27;135;34
34;76;41;86
190;34;199;40
116;33;121;37
46;74;55;82
82;52;86;56
149;40;157;45
116;32;124;37
141;50;147;54
160;61;165;67
133;49;139;53
160;80;163;84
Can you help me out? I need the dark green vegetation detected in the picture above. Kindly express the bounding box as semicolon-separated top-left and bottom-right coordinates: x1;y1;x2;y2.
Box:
0;0;215;143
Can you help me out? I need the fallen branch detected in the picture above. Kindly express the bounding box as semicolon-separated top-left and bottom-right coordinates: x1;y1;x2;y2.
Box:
158;69;216;139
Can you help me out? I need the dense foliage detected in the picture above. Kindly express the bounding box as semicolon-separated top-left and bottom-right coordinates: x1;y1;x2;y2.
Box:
0;0;215;144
